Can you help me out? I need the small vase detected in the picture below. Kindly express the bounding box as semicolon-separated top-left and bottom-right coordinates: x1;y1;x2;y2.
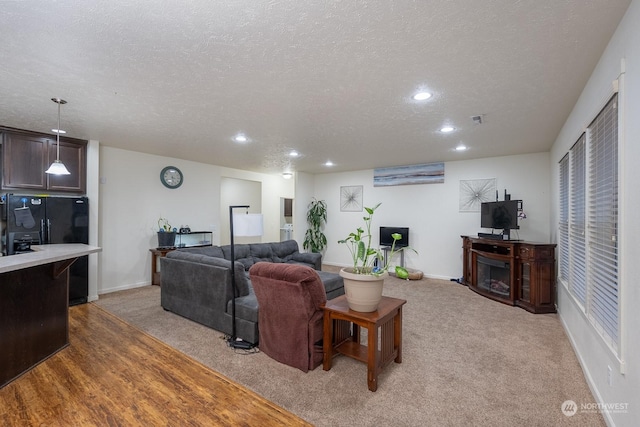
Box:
339;268;388;312
157;231;176;248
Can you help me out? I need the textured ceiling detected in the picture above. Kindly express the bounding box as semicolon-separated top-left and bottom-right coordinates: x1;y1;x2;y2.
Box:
0;0;631;175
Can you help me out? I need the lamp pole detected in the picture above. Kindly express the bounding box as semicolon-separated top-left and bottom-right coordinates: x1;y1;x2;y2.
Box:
228;205;254;349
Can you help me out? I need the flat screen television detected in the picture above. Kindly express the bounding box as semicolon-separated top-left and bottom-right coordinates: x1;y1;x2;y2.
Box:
380;226;409;248
480;200;520;230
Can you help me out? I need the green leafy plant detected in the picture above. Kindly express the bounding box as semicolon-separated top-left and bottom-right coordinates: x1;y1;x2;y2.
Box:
338;203;415;277
303;198;328;253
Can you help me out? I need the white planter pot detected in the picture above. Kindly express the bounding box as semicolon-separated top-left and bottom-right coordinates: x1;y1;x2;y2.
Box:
339;268;388;312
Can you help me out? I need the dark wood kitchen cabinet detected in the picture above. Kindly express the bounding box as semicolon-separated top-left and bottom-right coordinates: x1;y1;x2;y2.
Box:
1;128;87;194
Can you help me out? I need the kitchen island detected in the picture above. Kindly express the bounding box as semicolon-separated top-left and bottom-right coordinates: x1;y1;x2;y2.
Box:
0;244;101;388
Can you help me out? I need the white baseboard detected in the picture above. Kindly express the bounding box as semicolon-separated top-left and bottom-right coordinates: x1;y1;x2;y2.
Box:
98;281;152;296
558;310;615;427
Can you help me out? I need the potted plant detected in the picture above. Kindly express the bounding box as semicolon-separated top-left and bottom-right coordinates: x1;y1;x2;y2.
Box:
338;203;414;312
157;217;177;248
303;198;328;253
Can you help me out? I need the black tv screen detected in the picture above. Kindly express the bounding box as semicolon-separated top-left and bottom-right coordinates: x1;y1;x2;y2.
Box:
481;201;520;230
380;226;409;248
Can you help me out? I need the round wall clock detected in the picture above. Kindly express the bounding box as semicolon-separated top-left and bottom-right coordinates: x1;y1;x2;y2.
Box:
160;166;183;189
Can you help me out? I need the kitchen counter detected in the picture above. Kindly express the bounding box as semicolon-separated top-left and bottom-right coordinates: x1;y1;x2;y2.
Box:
0;243;101;274
0;243;101;388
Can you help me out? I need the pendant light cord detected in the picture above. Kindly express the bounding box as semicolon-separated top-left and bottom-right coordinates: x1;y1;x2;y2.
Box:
56;100;61;161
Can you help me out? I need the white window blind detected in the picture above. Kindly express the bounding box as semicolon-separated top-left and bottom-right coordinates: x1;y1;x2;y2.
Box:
559;92;620;356
558;155;570;282
587;94;619;351
569;135;587;305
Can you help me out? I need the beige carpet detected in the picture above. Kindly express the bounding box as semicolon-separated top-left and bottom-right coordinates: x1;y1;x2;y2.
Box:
95;270;604;427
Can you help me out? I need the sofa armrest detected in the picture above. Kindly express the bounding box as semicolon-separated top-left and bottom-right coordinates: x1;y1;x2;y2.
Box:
290;252;322;270
166;250;250;295
160;257;233;311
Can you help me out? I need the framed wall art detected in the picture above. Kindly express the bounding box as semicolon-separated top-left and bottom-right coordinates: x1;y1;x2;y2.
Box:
373;162;445;187
459;178;496;212
340;185;363;212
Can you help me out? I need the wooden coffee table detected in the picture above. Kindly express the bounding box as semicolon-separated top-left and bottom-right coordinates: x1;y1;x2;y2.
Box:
322;295;406;391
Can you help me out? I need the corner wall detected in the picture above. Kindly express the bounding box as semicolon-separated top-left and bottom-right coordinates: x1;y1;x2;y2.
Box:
98;146;293;293
550;1;640;425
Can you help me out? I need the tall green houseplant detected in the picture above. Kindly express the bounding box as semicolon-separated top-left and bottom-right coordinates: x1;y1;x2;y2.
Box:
303;198;327;253
337;202;415;312
338;203;414;278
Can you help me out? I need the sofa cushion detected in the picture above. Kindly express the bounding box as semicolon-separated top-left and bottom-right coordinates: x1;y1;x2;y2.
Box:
316;271;345;300
270;240;300;262
228;294;259;323
250;243;275;264
221;244;254;270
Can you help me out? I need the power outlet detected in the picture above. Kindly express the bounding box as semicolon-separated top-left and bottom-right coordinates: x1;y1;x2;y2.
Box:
607;365;613;386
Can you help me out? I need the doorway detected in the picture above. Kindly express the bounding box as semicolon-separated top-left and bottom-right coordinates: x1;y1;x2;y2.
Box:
280;198;293;241
220;177;262;245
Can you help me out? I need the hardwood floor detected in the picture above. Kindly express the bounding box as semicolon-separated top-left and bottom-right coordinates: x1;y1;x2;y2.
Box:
0;303;311;426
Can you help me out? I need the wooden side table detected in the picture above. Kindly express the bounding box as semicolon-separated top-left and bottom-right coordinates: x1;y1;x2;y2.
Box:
149;248;175;286
323;295;406;391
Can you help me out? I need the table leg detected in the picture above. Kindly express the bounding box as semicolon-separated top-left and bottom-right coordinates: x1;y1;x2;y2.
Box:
352;323;360;343
323;312;333;371
394;307;403;363
367;322;378;392
151;253;158;286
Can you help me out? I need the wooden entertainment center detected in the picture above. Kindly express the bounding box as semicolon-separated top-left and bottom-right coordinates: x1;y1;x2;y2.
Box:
461;236;556;313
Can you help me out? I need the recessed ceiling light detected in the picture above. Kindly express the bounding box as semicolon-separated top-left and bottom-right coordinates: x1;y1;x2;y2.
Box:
51;129;66;134
234;134;247;143
289;150;299;157
324;160;334;167
440;126;455;133
413;92;432;101
455;145;467;151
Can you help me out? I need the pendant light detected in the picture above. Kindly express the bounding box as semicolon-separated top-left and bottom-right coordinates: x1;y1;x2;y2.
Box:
45;97;71;175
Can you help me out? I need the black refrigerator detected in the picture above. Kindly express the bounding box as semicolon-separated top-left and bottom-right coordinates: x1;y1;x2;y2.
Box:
4;194;89;305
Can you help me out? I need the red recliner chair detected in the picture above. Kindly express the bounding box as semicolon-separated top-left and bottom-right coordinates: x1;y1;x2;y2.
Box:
249;262;326;372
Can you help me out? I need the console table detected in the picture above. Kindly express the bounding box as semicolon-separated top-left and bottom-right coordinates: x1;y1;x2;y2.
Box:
461;236;556;313
150;248;174;286
323;295;406;391
150;231;213;286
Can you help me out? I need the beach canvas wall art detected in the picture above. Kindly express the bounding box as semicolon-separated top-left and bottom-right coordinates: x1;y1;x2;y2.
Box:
373;162;445;187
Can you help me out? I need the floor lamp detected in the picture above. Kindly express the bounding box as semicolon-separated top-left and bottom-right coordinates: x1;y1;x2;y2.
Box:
228;205;263;349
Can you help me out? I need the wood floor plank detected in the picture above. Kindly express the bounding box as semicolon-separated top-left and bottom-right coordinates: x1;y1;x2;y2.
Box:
0;303;311;426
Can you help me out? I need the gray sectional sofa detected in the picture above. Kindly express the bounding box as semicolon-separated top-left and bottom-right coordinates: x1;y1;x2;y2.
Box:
159;240;344;344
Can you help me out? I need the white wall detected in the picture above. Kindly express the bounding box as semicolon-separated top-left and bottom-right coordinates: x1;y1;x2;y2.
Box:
314;152;550;279
550;1;640;425
98;146;293;293
86;139;100;301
